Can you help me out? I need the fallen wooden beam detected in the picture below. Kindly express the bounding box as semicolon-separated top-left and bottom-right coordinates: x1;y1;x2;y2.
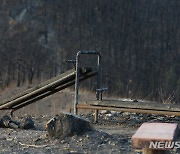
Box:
11;71;97;111
0;69;76;106
0;71;75;109
86;100;180;112
0;68;95;111
77;104;180;117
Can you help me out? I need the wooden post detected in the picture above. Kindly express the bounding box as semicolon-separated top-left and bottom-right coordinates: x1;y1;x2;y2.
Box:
142;148;170;154
76;107;78;115
94;109;98;123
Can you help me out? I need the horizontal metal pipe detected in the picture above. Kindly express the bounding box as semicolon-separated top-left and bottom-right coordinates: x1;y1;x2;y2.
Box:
77;50;101;55
77;104;180;116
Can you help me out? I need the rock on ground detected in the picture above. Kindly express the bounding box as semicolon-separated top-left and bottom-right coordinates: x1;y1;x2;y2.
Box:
46;112;91;138
19;115;34;129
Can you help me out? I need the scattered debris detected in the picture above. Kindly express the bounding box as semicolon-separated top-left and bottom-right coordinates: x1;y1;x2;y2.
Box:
0;112;180;153
0;115;34;129
81;111;180;128
0;115;19;129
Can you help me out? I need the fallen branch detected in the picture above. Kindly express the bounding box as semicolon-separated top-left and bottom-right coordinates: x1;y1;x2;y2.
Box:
19;142;50;148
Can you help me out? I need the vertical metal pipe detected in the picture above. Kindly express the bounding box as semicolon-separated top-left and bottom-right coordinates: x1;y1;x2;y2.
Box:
74;51;80;114
96;54;101;100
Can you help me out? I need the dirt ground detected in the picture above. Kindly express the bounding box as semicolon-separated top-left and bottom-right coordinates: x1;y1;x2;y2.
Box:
0;117;137;154
0;86;180;154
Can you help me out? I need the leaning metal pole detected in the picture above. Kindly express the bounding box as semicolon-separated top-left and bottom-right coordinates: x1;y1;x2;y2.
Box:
74;51;101;114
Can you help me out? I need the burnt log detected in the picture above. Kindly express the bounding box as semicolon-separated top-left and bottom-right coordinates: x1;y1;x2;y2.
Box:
0;115;19;129
0;115;34;129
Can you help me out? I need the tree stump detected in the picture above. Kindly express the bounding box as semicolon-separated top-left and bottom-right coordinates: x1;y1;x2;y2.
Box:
46;112;91;138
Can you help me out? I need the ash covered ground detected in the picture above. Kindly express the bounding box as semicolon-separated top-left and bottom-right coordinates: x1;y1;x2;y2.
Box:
0;111;180;154
0;113;135;154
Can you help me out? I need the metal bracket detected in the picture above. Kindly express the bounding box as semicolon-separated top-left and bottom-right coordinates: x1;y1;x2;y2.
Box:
66;60;76;69
95;88;108;100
